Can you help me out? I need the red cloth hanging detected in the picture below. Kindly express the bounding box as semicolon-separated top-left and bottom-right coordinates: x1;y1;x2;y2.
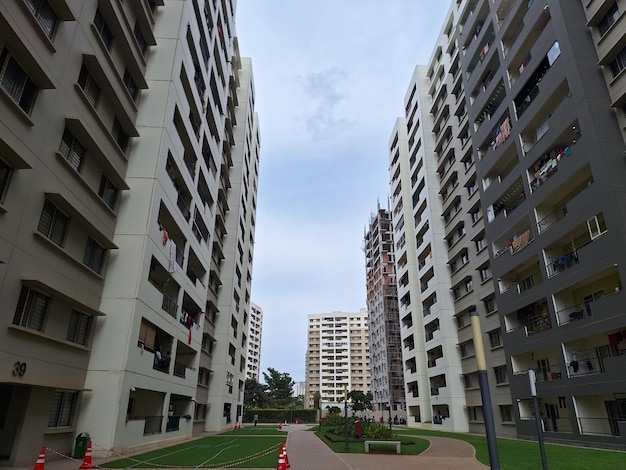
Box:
162;229;169;246
188;327;192;345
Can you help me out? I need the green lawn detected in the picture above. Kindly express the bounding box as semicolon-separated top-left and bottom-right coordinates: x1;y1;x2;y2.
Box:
99;424;626;469
396;428;626;470
102;434;285;468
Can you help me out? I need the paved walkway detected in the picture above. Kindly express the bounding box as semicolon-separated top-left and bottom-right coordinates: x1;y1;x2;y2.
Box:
286;424;489;470
6;425;489;470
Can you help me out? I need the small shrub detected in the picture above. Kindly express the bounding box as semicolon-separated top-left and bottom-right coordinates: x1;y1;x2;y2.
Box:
363;422;396;440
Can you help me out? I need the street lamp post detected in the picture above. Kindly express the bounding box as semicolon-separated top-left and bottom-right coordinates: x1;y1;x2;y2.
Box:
388;403;392;430
529;369;549;470
344;386;349;451
470;311;501;470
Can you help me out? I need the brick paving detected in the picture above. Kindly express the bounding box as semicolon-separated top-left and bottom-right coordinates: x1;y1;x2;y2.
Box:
285;425;489;470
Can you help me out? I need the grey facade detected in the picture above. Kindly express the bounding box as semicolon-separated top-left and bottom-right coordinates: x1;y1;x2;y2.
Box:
459;0;626;449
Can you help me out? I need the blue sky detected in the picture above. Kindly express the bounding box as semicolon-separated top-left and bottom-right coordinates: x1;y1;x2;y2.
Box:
236;1;451;383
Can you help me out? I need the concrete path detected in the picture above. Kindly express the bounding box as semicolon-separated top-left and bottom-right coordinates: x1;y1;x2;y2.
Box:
286;424;489;470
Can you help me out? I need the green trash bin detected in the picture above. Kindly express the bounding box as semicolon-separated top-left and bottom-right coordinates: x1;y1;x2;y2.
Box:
73;432;90;459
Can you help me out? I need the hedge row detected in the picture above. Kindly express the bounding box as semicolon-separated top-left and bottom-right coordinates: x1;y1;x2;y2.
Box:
242;408;318;423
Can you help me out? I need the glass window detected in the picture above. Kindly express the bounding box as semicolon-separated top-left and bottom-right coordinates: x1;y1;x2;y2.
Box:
83;237;105;273
94;9;114;49
48;390;77;427
134;22;148;55
25;0;58;38
599;4;619;36
494;366;508;384
0;49;38;113
38;199;69;246
13;285;50;331
78;64;100;107
610;46;626;77
98;174;118;209
499;404;513;422
59;128;85;171
0;159;13;201
67;309;92;345
489;329;501;349
112;118;129;153
123;69;138;100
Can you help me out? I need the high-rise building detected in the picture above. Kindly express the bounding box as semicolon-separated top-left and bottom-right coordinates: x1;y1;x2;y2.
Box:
389;0;626;450
364;204;405;417
0;0;259;464
305;310;370;409
246;302;263;381
389;0;512;436
456;0;626;450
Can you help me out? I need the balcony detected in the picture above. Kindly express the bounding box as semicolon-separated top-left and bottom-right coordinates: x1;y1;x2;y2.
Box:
543;212;608;278
505;299;552;336
553;267;622;326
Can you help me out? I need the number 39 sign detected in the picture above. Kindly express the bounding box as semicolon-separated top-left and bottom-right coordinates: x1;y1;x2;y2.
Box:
12;362;27;377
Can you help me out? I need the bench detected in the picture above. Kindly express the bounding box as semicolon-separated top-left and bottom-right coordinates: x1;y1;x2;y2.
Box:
364;440;401;454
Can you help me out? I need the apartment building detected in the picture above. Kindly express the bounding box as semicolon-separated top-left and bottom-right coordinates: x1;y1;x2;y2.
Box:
0;0;154;464
364;205;405;416
246;302;263;380
456;0;626;449
0;0;259;464
305;310;370;409
389;0;513;436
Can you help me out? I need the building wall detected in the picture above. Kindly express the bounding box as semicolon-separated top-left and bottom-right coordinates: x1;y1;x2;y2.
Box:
305;310;370;409
458;0;626;450
0;0;151;464
246;302;263;380
0;0;259;464
364;205;405;414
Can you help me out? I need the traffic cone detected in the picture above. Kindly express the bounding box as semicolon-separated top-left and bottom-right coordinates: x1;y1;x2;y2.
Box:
33;447;46;470
276;450;287;470
79;441;93;469
278;422;282;430
281;442;290;468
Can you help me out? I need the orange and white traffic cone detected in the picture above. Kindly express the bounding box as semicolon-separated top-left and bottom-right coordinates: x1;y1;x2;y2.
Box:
281;442;290;468
79;441;93;469
33;447;46;470
276;449;287;470
278;422;282;430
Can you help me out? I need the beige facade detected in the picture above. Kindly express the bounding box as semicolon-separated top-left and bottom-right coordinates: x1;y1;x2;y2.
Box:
246;302;263;381
305;310;370;409
0;0;258;465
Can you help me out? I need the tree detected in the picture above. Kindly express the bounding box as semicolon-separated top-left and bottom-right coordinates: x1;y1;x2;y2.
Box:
312;391;321;409
262;367;294;408
347;390;373;417
244;378;268;408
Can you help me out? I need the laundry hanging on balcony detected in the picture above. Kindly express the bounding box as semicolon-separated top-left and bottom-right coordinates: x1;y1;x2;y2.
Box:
169;240;177;273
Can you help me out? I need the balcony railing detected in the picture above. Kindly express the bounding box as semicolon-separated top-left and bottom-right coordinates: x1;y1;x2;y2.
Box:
166;415;181;432
546;249;579;278
173;361;186;378
142;415;163;435
162;293;178;318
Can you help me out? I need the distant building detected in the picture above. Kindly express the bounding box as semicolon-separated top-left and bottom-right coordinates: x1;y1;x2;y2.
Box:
305;310;370;408
364;204;405;416
246;303;263;381
292;381;306;397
